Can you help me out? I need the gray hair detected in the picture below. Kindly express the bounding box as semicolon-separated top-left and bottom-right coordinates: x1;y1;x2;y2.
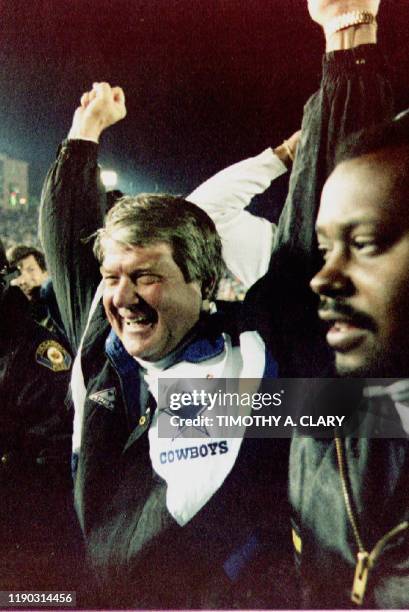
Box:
94;193;225;300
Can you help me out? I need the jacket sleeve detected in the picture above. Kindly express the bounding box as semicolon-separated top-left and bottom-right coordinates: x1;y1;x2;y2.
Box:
187;148;287;289
275;45;394;277
245;45;395;376
39;139;106;353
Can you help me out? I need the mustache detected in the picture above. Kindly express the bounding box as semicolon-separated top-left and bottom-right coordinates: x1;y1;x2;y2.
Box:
318;299;377;331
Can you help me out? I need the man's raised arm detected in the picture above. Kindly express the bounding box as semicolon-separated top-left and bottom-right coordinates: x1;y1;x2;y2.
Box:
39;83;126;351
245;0;395;376
187;130;300;290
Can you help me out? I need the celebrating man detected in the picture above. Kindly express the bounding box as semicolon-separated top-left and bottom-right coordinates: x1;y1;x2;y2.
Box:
40;83;292;608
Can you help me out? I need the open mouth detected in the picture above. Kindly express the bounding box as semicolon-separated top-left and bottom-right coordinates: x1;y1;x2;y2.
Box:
317;302;375;351
319;314;369;352
123;309;158;330
327;320;364;347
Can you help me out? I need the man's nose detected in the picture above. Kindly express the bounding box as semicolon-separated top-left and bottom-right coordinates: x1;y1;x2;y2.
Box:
112;278;139;309
310;253;353;298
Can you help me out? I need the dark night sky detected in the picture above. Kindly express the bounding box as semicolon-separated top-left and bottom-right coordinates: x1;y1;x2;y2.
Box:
1;0;409;198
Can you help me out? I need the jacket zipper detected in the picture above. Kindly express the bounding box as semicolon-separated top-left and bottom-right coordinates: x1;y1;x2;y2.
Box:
334;436;408;606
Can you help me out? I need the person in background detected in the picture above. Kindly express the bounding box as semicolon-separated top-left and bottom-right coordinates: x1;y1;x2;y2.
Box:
7;244;66;338
0;237;82;592
7;244;48;301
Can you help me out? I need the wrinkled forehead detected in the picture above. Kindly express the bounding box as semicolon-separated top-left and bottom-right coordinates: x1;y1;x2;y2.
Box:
101;237;175;268
317;152;407;236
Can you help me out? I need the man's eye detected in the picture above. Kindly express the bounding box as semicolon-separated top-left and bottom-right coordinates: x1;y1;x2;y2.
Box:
103;275;118;285
352;238;378;254
137;274;160;285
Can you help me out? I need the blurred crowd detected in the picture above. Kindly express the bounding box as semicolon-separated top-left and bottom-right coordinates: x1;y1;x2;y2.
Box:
0;206;41;250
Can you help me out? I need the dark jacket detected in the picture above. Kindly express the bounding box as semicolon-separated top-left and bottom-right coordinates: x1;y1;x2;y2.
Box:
0;286;76;590
245;44;408;609
75;311;291;609
290;434;409;609
0;286;73;477
40;141;293;609
27;278;68;341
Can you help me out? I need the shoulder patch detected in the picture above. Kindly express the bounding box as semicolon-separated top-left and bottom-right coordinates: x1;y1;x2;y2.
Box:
35;340;72;372
89;388;116;411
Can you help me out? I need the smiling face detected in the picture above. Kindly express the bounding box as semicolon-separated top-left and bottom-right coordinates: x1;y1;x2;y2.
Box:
101;239;203;362
310;149;409;377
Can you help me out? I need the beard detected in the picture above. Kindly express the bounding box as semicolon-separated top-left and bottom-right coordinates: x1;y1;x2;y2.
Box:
336;346;409;378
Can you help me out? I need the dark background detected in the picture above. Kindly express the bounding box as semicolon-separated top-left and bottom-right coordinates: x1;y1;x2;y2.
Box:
1;0;409;198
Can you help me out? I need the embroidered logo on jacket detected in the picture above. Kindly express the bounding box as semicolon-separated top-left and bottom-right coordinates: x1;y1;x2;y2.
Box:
89;388;116;410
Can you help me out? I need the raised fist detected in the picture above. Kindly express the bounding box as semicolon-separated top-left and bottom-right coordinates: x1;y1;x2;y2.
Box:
69;82;126;142
307;0;380;26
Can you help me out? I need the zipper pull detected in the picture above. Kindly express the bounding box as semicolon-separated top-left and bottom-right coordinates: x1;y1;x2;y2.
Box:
351;551;370;605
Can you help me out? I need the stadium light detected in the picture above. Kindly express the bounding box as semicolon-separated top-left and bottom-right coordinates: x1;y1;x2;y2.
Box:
101;170;118;188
